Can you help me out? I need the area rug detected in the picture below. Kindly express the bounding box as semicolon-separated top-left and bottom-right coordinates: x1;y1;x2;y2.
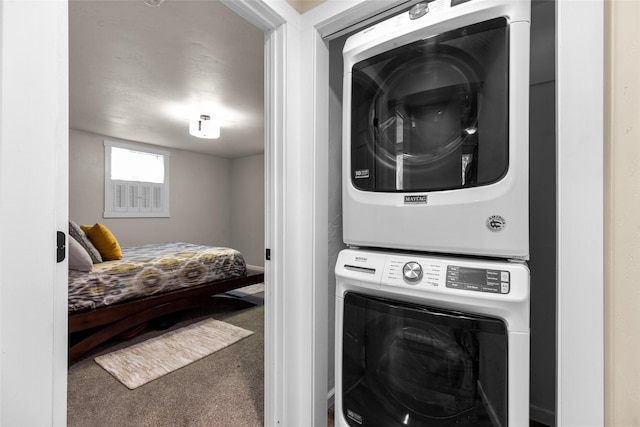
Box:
94;318;253;389
225;282;264;297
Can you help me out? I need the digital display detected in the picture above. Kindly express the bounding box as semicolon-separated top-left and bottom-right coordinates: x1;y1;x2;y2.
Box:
457;267;487;284
446;266;509;294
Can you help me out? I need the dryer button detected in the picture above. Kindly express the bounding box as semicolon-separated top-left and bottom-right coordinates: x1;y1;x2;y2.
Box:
403;261;423;283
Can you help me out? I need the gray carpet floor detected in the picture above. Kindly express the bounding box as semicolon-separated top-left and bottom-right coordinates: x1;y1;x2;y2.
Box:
67;294;264;427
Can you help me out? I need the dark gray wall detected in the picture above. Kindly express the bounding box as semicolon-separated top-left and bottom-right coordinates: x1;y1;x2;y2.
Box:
529;1;557;425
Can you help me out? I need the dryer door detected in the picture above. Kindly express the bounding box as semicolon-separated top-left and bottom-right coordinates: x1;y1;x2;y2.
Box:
341;292;507;427
350;18;508;193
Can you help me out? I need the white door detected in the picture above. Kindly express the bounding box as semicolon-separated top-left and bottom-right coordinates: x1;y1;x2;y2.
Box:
0;1;68;425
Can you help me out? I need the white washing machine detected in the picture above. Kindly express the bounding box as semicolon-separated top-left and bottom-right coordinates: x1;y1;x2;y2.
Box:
342;0;531;259
334;248;529;426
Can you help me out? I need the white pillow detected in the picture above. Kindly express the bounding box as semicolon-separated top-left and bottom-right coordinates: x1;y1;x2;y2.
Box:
68;235;93;272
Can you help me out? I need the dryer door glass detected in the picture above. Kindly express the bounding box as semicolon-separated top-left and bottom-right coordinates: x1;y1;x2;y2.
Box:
341;292;507;427
350;18;508;192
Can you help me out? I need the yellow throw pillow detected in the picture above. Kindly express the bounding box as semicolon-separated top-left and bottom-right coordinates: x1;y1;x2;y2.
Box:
80;223;122;261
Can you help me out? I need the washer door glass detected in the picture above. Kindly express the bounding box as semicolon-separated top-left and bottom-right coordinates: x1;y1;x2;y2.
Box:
341;292;507;427
350;18;508;192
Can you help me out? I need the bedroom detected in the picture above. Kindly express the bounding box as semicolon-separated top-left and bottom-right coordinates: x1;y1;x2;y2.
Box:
67;0;266;424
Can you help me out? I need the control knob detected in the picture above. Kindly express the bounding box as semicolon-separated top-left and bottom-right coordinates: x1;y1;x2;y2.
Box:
403;261;423;283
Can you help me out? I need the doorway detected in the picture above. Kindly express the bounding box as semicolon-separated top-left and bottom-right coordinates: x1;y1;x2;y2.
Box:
67;1;267;425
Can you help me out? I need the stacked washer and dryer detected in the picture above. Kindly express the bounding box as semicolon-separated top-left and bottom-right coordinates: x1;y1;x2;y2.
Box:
334;1;531;426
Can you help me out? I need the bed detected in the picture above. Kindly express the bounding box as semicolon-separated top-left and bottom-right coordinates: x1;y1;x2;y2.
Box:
68;240;264;363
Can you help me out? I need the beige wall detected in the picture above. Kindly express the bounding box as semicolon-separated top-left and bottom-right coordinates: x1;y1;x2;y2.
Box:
69;129;232;247
605;1;640;424
230;154;265;267
285;0;326;14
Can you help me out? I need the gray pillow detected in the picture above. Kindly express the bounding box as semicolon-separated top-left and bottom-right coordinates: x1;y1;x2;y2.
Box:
69;220;102;263
68;235;92;272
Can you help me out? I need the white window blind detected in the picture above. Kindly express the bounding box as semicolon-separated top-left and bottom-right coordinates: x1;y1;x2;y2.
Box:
104;140;170;218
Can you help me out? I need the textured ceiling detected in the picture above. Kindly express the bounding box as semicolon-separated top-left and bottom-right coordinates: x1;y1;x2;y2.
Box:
69;0;264;158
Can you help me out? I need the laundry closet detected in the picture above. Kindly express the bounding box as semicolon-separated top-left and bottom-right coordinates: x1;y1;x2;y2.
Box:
327;0;556;425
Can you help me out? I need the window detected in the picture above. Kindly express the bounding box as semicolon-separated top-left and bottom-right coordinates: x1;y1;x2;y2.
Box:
104;140;170;218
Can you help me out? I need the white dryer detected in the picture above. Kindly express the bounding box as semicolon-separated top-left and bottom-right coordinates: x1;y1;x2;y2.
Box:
342;0;531;259
334;248;529;426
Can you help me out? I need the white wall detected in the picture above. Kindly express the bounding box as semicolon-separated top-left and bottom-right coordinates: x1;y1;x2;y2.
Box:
69;129;261;250
230;154;265;267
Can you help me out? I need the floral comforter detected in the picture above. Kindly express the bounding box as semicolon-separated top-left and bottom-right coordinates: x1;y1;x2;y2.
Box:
68;242;247;312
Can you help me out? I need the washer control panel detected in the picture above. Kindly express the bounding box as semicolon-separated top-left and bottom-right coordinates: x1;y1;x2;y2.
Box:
337;249;527;299
383;258;511;294
446;266;510;294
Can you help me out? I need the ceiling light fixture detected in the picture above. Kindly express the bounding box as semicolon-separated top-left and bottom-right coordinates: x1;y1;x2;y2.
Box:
143;0;165;7
189;114;220;139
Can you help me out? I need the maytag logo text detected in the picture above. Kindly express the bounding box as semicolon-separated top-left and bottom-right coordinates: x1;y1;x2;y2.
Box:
404;195;428;204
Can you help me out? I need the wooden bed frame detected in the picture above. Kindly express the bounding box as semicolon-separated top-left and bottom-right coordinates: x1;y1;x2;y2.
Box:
68;266;264;363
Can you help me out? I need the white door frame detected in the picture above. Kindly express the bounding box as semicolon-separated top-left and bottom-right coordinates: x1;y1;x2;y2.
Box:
556;0;604;425
0;1;69;425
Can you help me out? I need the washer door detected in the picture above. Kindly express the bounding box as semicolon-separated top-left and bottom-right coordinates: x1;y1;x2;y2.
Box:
341;292;507;426
350;18;509;193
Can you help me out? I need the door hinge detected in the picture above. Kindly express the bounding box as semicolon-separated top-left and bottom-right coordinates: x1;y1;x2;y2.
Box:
265;248;271;261
56;231;66;263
